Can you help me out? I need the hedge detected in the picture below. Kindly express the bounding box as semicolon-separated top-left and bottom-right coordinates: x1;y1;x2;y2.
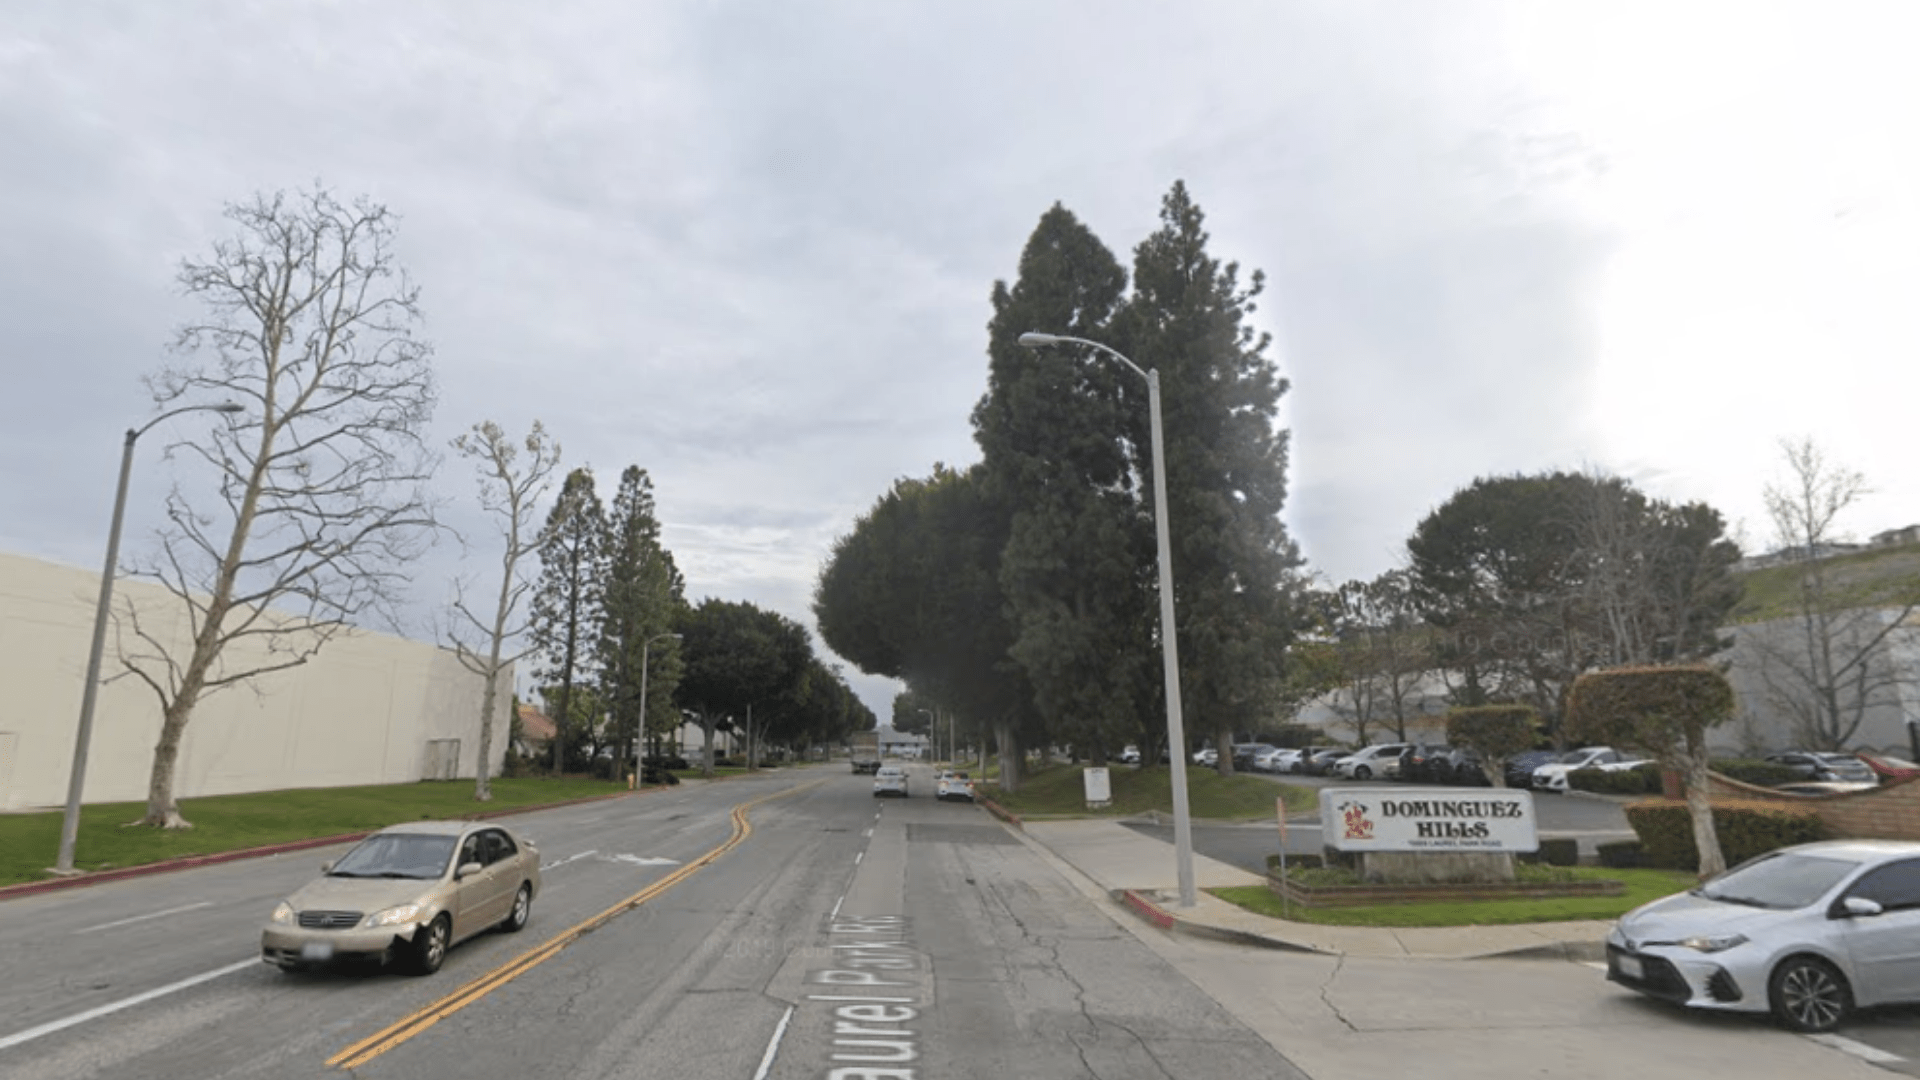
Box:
1567;766;1663;795
1710;759;1801;788
1624;799;1825;871
1517;838;1580;866
1597;839;1645;868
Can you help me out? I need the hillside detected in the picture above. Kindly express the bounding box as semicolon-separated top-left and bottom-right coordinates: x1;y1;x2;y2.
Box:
1727;541;1920;625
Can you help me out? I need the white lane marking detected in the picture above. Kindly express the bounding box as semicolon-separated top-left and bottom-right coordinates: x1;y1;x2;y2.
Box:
854;852;863;865
830;893;845;919
541;849;598;871
607;854;679;867
751;1004;796;1080
864;828;873;838
0;958;257;1052
75;902;213;934
1581;961;1608;971
1807;1033;1906;1065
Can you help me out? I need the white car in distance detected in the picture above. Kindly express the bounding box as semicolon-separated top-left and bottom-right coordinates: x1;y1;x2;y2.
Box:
1332;744;1410;781
872;765;909;798
1531;746;1647;792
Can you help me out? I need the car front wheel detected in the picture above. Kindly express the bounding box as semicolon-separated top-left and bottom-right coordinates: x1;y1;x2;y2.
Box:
1769;956;1851;1033
408;914;451;976
1354;765;1372;780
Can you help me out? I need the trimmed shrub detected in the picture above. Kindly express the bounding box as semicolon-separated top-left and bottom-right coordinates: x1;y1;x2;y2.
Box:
1624;799;1825;871
1711;759;1801;789
1597;839;1645;868
1266;852;1325;874
1518;838;1580;866
1568;766;1662;795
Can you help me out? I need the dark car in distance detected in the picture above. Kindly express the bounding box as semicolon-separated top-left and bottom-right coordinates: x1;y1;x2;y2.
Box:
1766;751;1876;785
1504;749;1559;789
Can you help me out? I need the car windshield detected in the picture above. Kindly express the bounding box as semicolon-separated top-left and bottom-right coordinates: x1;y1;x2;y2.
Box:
1694;852;1863;910
331;833;458;880
1559;750;1596;764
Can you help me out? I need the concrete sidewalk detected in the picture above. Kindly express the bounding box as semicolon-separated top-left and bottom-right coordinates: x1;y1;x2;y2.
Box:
1019;818;1612;961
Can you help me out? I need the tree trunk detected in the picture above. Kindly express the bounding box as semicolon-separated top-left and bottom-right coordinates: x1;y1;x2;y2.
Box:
701;717;716;779
995;720;1021;794
142;695;197;829
1684;746;1725;877
473;666;500;802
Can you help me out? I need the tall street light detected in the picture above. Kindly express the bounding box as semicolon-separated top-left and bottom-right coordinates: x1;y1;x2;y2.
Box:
1018;332;1197;907
55;401;246;875
634;632;682;788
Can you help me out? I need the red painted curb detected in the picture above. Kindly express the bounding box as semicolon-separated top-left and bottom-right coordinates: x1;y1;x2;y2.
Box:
978;796;1024;830
1121;888;1177;930
0;785;665;903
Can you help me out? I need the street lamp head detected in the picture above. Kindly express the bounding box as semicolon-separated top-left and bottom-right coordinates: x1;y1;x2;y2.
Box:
1018;332;1064;349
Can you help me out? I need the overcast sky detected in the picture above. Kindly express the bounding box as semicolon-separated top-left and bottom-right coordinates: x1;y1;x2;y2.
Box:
4;2;1917;721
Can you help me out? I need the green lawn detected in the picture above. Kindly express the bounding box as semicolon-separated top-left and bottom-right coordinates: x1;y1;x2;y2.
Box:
985;763;1315;820
1212;866;1697;927
0;777;634;889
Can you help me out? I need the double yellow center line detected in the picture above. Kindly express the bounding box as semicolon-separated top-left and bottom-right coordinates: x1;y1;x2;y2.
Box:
328;783;814;1070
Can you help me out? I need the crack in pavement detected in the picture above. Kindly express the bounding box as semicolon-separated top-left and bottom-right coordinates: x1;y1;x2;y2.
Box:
1319;954;1357;1033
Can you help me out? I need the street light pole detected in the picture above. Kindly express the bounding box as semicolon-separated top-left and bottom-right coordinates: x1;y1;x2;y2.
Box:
634;632;682;788
1018;332;1197;907
54;402;244;875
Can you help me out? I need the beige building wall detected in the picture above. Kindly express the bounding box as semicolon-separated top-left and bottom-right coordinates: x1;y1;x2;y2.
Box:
0;551;510;811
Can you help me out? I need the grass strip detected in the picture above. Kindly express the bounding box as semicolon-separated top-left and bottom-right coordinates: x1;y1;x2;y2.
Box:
985;763;1316;820
0;777;635;888
1211;866;1697;927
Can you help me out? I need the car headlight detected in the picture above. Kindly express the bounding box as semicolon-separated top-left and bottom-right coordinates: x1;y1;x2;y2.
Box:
270;901;296;925
1679;933;1748;953
364;902;431;928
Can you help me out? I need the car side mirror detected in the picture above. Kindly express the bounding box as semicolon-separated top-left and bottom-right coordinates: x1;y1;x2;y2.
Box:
1838;896;1885;918
456;861;484;880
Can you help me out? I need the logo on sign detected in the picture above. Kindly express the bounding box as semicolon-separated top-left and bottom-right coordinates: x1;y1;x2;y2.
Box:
1339;800;1375;841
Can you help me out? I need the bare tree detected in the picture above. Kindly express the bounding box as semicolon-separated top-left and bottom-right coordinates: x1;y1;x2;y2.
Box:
1754;438;1917;749
446;420;562;801
118;188;437;828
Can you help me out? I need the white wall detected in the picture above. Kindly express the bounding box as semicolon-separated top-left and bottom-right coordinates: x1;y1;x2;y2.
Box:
0;551;510;811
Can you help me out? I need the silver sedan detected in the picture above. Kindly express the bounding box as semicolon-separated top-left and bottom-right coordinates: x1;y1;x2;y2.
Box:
1607;839;1920;1032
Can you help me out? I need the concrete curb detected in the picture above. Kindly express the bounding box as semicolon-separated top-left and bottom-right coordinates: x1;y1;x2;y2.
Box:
0;785;663;903
978;796;1024;830
1110;886;1608;962
1115;888;1332;953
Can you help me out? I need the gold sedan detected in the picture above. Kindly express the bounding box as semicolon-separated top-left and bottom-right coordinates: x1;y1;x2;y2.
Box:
261;820;540;975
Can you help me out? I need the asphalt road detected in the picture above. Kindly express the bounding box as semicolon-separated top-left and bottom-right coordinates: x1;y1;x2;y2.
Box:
5;765;1917;1079
0;767;1309;1080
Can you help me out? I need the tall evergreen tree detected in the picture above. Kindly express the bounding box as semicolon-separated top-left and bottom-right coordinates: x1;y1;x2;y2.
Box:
529;467;606;772
973;203;1154;767
598;466;684;768
1117;182;1302;772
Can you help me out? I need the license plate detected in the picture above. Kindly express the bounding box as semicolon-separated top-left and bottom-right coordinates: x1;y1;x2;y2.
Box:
1615;954;1643;980
300;942;335;962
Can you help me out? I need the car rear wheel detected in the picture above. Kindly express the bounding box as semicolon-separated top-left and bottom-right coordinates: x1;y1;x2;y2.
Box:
1769;956;1851;1033
407;914;451;976
501;883;532;933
